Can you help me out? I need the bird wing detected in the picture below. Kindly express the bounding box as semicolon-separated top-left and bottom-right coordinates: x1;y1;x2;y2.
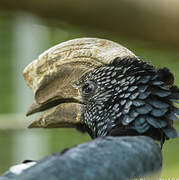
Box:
1;136;162;180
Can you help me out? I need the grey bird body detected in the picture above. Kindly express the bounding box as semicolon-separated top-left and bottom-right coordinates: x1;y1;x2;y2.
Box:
1;136;162;180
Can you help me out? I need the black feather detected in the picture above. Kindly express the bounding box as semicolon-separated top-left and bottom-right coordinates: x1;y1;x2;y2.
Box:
157;67;174;86
79;57;178;145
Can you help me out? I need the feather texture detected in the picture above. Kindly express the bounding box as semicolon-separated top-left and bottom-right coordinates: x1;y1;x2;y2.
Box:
1;136;162;180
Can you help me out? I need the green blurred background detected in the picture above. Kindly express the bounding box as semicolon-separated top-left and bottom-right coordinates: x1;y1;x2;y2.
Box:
0;2;179;178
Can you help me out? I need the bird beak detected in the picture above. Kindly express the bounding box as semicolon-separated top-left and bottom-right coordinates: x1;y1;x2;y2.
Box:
23;38;136;128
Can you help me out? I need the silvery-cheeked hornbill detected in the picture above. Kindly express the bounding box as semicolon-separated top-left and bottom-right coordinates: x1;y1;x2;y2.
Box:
1;38;179;180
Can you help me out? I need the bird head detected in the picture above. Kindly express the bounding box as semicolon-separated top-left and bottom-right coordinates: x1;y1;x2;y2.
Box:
24;38;179;143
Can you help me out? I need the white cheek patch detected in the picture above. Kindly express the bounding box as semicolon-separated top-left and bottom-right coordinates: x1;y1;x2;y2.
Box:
10;162;37;175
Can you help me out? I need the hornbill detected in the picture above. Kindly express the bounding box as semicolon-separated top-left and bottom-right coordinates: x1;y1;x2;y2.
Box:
1;38;179;180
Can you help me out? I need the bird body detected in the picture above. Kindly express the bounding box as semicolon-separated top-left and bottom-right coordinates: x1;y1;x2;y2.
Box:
1;136;162;180
1;38;178;180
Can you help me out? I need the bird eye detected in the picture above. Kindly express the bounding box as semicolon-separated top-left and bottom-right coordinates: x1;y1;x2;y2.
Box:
81;81;96;96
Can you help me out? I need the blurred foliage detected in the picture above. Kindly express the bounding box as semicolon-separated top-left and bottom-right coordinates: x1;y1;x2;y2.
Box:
0;13;178;178
0;15;13;113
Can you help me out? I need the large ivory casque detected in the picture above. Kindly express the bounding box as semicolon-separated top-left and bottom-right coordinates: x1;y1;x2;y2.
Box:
23;38;137;128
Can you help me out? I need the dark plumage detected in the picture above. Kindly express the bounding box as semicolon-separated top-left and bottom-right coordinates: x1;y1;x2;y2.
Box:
157;67;174;86
77;57;178;146
1;136;162;180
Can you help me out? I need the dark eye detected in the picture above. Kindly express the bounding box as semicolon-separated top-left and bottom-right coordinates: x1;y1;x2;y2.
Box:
81;81;96;96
